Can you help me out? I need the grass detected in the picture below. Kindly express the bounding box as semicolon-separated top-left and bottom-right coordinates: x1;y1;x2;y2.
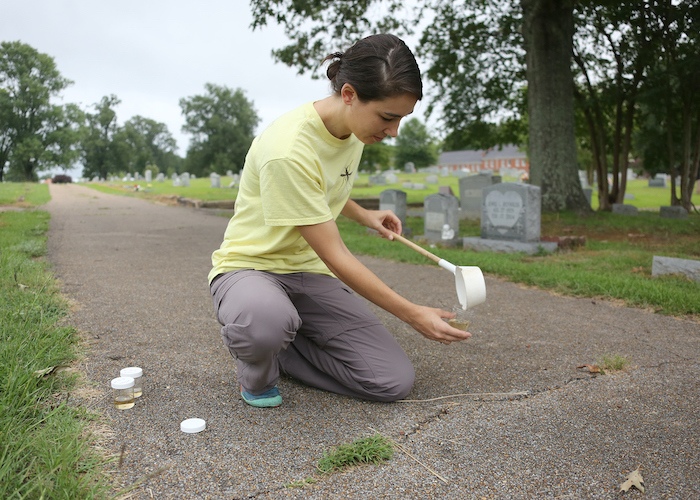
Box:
596;354;631;374
0;184;112;499
316;434;394;474
0;182;51;206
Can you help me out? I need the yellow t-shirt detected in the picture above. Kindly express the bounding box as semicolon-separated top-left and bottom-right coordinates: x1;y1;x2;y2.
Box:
209;102;364;283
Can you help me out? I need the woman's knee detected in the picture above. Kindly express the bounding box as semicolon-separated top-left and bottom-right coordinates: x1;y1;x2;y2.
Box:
370;359;415;402
220;299;301;361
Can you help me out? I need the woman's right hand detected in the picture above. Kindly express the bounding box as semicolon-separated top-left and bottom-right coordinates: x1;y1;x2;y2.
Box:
406;306;471;345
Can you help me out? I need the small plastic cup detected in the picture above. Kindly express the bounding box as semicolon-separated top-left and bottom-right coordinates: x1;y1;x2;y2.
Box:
111;377;135;410
120;367;143;398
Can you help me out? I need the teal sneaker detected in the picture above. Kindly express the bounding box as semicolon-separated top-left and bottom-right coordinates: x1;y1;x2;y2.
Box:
240;385;282;408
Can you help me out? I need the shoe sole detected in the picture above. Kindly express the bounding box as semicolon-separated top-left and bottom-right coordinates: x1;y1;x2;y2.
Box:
240;392;282;408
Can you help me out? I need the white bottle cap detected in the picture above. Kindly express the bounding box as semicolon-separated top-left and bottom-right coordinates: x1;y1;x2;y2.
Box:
120;367;143;378
181;418;206;433
111;376;135;389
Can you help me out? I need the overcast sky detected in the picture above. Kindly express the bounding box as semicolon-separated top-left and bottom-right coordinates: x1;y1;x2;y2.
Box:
2;0;427;176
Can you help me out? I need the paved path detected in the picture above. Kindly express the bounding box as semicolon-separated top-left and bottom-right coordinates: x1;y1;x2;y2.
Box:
46;183;699;499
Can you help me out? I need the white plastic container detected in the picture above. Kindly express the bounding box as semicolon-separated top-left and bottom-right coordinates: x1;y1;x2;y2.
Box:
111;377;135;410
120;367;143;398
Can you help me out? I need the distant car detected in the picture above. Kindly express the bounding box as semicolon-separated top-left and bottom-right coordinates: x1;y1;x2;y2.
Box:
52;174;73;184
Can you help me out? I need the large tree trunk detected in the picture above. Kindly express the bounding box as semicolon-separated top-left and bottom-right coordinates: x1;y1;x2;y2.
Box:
522;0;590;212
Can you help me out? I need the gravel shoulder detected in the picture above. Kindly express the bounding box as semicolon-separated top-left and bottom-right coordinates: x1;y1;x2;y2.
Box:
46;183;699;500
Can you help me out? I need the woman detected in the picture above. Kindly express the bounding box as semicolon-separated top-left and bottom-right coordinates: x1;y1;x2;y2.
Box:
209;34;470;408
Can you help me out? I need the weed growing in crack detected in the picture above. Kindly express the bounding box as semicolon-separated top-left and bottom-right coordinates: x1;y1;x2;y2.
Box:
596;353;630;374
317;433;394;474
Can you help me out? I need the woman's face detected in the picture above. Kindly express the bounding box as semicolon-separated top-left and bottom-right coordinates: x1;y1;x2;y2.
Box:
343;87;418;145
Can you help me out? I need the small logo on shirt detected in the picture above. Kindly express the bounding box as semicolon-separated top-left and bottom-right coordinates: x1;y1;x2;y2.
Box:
341;166;353;182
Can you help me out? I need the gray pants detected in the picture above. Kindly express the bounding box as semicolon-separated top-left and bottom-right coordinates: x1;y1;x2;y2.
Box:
210;270;415;402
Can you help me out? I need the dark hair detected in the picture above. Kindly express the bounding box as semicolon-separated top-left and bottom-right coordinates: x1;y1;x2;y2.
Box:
323;34;422;102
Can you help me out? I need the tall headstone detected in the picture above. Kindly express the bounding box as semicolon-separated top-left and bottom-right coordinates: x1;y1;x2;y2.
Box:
459;173;502;219
423;193;460;245
145;170;152;182
481;183;542;243
425;175;439;184
404;162;415;173
156;173;165;182
210;172;221;188
226;170;234;177
180;172;190;187
649;174;666;188
380;189;407;229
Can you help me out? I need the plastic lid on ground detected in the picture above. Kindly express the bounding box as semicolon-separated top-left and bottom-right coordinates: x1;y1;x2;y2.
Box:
180;418;206;433
120;367;143;378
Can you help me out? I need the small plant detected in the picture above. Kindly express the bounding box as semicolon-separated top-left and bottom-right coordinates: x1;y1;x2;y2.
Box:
284;477;317;488
317;433;394;474
596;353;630;374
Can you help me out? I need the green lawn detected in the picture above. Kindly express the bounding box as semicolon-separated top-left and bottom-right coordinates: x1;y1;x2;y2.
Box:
0;183;112;499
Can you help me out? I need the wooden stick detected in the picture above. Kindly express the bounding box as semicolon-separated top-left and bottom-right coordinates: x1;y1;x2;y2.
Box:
391;232;441;264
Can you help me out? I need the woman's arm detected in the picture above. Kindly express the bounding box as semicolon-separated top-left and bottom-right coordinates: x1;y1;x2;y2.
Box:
297;219;470;344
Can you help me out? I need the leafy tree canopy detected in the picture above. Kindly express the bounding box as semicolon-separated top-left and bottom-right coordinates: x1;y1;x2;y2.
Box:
179;83;260;176
0;41;78;181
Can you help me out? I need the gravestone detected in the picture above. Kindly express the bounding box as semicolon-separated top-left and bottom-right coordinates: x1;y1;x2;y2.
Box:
134;172;141;181
423;193;461;245
171;173;178;180
578;171;589;189
439;185;455;196
463;183;556;254
660;206;688;220
459;173;502;219
156;173;165;182
481;183;541;242
145;170;152;182
384;172;399;184
441;166;450;177
583;188;593;207
402;182;413;189
180;173;190;187
173;177;181;187
612;203;638;216
652;256;700;282
226;170;234;177
210;172;221;188
380;189;407;227
425;175;439;184
624;193;635;200
404;162;415;173
411;183;427;190
369;174;386;185
649;174;666;188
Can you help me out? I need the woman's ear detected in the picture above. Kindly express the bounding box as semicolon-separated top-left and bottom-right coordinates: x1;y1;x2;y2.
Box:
340;83;357;105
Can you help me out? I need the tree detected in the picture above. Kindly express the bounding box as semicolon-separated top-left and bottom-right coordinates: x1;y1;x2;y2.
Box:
360;141;393;171
179;84;260;176
572;1;658;210
249;0;590;212
394;118;438;169
644;1;700;211
120;115;178;174
80;95;127;179
0;41;77;181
